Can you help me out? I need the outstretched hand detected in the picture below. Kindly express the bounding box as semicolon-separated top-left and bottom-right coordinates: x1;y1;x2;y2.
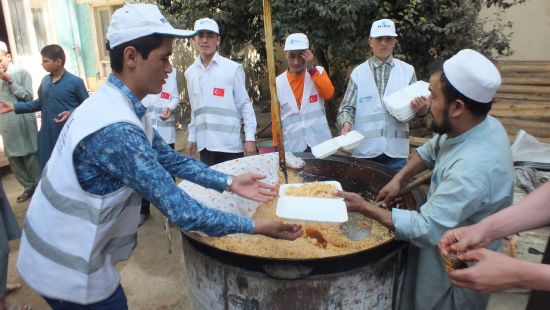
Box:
335;191;369;213
231;173;277;202
254;219;303;240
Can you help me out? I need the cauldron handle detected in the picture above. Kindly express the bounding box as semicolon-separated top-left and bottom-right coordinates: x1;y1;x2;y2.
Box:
261;263;314;280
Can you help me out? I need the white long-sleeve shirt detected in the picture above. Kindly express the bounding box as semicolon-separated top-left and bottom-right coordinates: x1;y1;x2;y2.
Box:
185;52;256;152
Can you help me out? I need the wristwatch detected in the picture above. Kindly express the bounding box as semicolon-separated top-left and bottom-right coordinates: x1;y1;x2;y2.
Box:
224;175;233;192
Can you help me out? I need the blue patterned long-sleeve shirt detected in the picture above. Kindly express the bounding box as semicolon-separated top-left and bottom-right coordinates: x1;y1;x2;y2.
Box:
72;74;254;236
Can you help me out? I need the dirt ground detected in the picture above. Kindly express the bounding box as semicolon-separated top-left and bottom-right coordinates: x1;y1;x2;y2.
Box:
2;125;530;309
5;169;190;309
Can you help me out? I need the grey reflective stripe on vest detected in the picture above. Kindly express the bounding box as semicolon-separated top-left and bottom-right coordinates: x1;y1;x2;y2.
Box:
196;123;241;134
23;220;136;274
193;106;240;119
355;113;386;123
154;107;167;114
359;129;409;139
40;173;141;225
284;125;326;141
282;109;326;127
154;120;175;128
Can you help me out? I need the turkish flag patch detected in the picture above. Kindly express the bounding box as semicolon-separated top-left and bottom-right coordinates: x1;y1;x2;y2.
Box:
309;94;318;103
213;87;225;97
160;92;170;99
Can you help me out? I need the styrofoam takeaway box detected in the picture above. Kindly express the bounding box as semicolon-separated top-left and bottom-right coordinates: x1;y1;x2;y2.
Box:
383;81;430;122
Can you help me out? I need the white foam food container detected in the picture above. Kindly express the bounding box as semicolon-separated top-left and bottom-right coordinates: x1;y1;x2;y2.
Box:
311;139;340;159
338;130;364;151
311;130;365;159
383;81;430;122
276;181;348;223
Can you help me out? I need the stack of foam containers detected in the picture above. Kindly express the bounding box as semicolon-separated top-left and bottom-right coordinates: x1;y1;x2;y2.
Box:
383;81;430;122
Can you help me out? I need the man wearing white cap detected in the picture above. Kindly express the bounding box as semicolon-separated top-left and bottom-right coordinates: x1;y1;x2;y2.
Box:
337;49;513;309
185;18;257;166
16;4;302;309
271;33;334;152
0;41;41;203
337;18;428;169
139;70;180;225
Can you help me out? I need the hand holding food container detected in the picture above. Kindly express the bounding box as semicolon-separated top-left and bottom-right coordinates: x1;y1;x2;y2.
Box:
383;80;431;122
311;130;365;159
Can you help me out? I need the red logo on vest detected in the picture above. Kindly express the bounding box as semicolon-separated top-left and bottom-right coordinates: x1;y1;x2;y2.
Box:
213;88;225;97
309;94;318;103
160;92;170;99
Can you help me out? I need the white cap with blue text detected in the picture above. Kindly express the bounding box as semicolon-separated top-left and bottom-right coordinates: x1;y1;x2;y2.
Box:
370;19;398;37
284;33;309;51
0;41;7;53
106;4;196;50
194;18;219;34
443;49;501;103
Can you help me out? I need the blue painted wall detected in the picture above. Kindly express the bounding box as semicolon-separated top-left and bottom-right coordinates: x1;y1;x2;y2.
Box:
51;0;77;75
50;0;96;79
75;3;96;78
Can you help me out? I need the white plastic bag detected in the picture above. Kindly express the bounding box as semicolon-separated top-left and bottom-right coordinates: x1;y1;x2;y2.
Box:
511;130;550;164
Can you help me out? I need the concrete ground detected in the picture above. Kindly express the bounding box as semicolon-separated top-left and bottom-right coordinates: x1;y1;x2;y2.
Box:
1;127;532;309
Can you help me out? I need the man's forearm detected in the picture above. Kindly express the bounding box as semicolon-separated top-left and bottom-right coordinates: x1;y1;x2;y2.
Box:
483;182;550;241
14;100;41;114
337;79;357;129
517;259;550;291
361;202;394;230
392;152;428;184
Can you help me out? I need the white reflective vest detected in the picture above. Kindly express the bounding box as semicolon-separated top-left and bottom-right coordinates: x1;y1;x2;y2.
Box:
142;70;179;144
351;59;414;158
276;68;332;152
17;82;153;304
185;55;245;153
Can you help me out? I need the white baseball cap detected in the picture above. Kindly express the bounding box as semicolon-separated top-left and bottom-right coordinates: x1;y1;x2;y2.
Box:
194;18;219;34
443;49;501;103
284;33;309;51
106;4;196;50
370;19;398;37
0;41;7;53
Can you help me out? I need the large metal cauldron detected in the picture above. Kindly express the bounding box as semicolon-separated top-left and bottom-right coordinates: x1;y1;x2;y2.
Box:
181;154;426;309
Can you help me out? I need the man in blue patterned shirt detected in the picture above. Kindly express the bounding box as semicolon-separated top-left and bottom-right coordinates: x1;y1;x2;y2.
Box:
16;4;302;309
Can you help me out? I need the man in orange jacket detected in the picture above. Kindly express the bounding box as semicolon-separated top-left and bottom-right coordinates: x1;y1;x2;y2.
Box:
272;33;334;152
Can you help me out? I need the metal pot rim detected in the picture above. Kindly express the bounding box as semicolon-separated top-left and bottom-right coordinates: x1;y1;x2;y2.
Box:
182;154;425;266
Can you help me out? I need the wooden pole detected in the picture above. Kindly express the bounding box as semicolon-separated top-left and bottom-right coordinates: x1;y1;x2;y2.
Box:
262;0;288;182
